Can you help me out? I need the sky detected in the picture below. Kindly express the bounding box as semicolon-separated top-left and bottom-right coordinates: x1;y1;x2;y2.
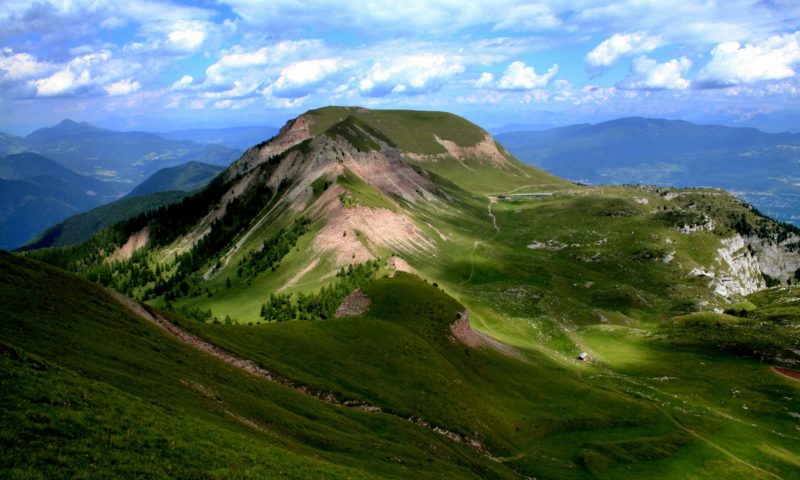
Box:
1;0;800;134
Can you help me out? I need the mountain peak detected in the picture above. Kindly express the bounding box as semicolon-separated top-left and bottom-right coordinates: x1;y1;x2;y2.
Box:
26;118;104;139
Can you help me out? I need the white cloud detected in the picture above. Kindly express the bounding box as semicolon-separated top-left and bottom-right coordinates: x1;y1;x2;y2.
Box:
496;61;558;90
167;22;207;51
104;79;141;96
268;59;341;98
0;50;54;82
31;68;92;97
204;40;323;85
697;32;800;87
204;80;260;99
27;51;111;97
171;75;194;90
619;56;691;90
359;55;464;96
493;4;560;31
475;72;494;88
585;32;662;68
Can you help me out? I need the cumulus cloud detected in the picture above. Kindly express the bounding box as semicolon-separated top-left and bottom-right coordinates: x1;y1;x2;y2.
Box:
267;59;341;98
0;49;54;83
104;79;141;96
359;55;464;96
171;75;194;90
166;22;208;51
585;32;662;68
696;32;800;87
496;61;558;90
204;40;323;86
475;72;494;88
618;56;691;90
28;51;111;97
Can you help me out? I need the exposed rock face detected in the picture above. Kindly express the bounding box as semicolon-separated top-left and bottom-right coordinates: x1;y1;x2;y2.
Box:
713;234;766;297
746;234;800;283
232;115;314;177
697;233;800;299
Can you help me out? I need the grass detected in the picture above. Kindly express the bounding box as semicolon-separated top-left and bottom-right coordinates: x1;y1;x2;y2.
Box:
1;251;519;479
13;107;800;478
307;106;487;154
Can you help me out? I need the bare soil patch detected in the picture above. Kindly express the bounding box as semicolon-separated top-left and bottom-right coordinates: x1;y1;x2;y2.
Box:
773;366;800;381
450;310;528;362
313;203;434;267
335;289;371;317
110;227;149;262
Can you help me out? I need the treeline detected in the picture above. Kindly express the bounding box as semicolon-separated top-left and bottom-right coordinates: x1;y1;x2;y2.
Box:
261;260;380;322
154;181;276;300
25;146;292;279
237;218;309;279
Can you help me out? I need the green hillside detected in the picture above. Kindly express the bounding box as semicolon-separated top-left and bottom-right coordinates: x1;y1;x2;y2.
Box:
13;107;800;478
126;161;224;198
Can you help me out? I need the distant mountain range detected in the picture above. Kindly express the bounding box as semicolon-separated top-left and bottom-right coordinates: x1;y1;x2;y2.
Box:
0;152;225;250
160;126;279;150
0;152;125;249
496;117;800;225
23;160;225;249
1;119;241;184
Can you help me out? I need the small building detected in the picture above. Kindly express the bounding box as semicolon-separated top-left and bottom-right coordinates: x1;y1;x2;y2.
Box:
576;352;588;361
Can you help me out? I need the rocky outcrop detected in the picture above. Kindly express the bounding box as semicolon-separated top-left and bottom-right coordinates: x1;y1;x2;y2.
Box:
746;233;800;283
335;289;371;318
714;234;766;296
696;233;800;299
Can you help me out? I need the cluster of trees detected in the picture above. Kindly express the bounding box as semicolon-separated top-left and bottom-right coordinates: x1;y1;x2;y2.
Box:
237;218;309;279
261;260;380;322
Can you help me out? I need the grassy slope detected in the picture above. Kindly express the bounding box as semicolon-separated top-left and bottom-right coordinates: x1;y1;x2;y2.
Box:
392;180;800;478
305;106;570;194
126;161;224;198
180;273;690;479
306;107;486;154
0;251;515;479
14;108;800;478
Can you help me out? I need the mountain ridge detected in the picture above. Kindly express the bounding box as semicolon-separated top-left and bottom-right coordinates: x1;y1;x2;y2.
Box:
15;106;800;478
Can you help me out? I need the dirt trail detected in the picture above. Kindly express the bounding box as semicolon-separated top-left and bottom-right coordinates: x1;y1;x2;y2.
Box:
108;289;492;457
654;403;782;480
487;197;499;233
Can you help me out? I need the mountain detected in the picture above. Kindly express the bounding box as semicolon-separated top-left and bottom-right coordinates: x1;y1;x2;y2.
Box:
161;125;280;150
21;119;242;184
23;191;188;250
0;152;125;249
14;107;800;478
0;131;24;155
125;161;225;199
488;122;555;135
734;109;800;133
496;117;800;225
25;161;224;248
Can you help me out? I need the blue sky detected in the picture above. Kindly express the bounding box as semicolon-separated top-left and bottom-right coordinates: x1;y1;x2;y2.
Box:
1;0;800;134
